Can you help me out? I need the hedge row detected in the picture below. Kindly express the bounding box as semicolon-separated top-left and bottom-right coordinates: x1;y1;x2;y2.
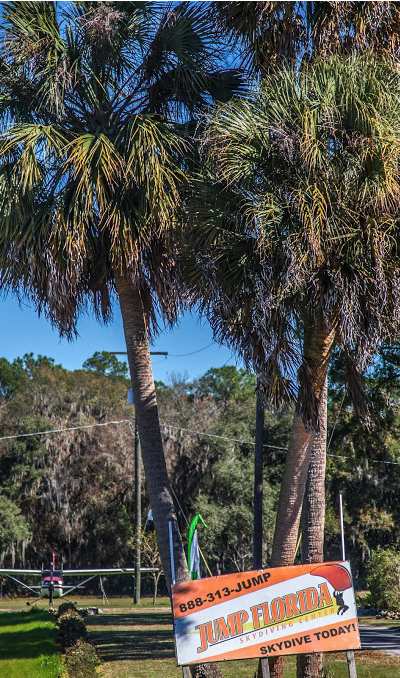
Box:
56;603;100;678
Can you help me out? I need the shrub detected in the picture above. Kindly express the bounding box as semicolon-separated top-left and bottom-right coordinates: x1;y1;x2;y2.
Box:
27;603;41;613
366;547;400;611
57;601;77;618
57;610;88;649
64;640;100;678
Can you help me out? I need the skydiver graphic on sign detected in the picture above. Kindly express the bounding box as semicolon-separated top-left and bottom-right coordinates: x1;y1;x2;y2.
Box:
311;563;352;616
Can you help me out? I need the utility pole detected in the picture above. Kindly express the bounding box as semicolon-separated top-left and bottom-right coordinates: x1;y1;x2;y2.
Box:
112;350;167;604
253;381;264;570
134;417;141;604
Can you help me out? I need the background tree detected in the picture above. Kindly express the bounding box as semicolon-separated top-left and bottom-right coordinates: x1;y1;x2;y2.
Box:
0;353;137;586
132;529;164;605
0;496;31;567
2;351;400;598
324;348;400;576
82;351;129;381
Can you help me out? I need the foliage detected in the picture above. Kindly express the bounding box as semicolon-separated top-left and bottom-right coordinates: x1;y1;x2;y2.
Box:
0;354;288;584
82;351;129;382
156;369;291;572
5;348;400;589
325;348;400;578
63;639;100;678
0;353;135;576
57;610;88;650
198;366;256;406
0;1;240;338
191;54;400;417
366;547;400;611
213;2;400;76
0;357;26;399
0;495;31;562
57;602;78;618
133;529;164;604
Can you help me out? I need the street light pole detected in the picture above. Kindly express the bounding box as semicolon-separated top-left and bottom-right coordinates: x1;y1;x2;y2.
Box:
112;350;167;604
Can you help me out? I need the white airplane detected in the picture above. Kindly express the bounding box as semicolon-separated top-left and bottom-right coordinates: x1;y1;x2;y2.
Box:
0;553;156;605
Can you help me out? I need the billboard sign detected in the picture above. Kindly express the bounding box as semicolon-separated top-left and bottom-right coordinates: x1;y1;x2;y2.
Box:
172;561;360;665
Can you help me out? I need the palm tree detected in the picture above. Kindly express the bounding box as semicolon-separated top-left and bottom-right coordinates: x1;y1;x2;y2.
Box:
213;1;400;73
188;53;400;677
208;8;400;677
0;0;240;616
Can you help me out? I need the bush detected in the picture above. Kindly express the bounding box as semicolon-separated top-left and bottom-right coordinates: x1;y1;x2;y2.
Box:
57;601;77;618
366;547;400;611
63;640;100;678
57;610;88;650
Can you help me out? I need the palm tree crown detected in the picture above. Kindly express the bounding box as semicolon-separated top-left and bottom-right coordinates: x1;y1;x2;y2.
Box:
0;0;239;334
192;54;400;420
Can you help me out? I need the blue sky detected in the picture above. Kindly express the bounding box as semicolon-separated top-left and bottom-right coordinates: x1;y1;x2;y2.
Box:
0;296;240;384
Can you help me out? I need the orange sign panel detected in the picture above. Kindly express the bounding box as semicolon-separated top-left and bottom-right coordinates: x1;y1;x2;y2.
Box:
171;561;360;665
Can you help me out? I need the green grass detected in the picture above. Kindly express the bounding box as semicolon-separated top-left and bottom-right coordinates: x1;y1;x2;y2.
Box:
0;595;170;611
358;616;400;628
2;598;400;678
0;609;63;678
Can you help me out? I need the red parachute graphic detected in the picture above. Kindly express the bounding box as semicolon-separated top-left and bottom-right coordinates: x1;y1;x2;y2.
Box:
310;564;352;591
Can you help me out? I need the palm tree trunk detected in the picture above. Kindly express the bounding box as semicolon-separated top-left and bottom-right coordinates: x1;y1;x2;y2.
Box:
115;273;188;588
296;375;327;678
269;319;335;678
115;273;223;678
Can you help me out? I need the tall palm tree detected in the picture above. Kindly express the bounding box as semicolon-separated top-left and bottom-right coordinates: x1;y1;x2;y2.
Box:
0;0;240;617
209;8;400;678
188;53;400;677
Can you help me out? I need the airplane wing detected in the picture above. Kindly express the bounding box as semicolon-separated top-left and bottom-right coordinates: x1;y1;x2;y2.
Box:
0;569;42;576
62;568;156;576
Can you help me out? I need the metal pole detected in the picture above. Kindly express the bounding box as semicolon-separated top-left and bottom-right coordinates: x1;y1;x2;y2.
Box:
68;535;72;569
253;384;264;570
169;520;188;678
134;419;141;604
49;558;54;607
169;521;175;585
339;494;357;677
339;492;346;560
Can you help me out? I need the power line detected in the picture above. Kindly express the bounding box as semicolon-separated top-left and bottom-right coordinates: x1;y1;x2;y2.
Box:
0;419;133;441
160;423;287;450
167;343;215;357
0;418;399;467
160;423;400;467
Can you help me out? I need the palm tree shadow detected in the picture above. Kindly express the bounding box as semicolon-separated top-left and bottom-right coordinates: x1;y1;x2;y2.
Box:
85;612;173;627
87;612;176;662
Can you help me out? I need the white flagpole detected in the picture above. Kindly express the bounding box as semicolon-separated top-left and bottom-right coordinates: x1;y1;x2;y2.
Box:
339;492;346;561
